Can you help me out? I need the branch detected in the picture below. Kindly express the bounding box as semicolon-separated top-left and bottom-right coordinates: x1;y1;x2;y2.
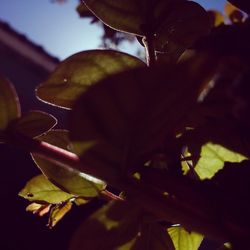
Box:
7;133;228;242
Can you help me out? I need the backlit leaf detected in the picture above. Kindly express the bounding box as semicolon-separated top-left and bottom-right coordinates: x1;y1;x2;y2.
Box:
195;143;247;179
19;175;74;204
168;226;203;250
70;201;140;250
154;1;210;53
0;76;20;141
48;201;72;228
83;0;146;36
9;110;57;138
36;50;145;109
83;1;210;62
32;130;106;197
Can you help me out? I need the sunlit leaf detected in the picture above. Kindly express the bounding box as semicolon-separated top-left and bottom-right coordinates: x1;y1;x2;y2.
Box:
0;75;20;141
32;130;106;197
195;143;247;179
19;175;74;204
83;0;146;36
36;50;145;109
48;201;72;228
168;226;204;250
70;201;140;250
9;110;57;138
70;55;219;179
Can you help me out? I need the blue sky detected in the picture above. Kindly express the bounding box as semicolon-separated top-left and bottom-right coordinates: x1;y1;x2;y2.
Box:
0;0;225;60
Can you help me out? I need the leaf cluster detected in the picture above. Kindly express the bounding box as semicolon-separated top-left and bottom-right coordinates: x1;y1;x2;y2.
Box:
1;0;250;249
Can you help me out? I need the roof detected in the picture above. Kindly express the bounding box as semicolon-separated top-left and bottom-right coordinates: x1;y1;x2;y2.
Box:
0;20;59;72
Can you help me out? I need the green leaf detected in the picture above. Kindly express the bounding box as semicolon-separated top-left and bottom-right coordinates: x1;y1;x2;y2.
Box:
0;76;20;141
19;175;74;204
195;143;247;179
32;130;106;197
69;201;141;250
9;110;57;138
70;55;219;180
36;50;145;109
168;226;204;250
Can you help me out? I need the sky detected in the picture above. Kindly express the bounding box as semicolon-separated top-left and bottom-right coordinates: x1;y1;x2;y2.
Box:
0;0;226;60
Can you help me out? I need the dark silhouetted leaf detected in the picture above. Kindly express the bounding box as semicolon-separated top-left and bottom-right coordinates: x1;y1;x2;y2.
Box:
70;201;141;250
9;110;57;138
83;0;146;36
194;22;250;62
228;0;250;14
131;223;175;250
36;50;145;109
0;76;20;141
208;10;225;27
154;1;210;53
70;55;219;179
32;130;106;197
19;175;74;204
168;226;203;250
225;2;244;23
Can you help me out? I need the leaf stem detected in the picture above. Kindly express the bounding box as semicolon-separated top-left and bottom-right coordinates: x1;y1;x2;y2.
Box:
7;134;228;242
143;35;156;67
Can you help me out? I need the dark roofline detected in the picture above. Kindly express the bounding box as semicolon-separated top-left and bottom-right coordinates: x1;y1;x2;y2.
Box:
0;20;60;65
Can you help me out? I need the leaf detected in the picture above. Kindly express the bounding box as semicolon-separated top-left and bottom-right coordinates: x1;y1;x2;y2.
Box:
9;110;57;138
211;160;250;199
70;55;219;180
227;0;250;14
225;2;244;23
154;1;210;53
195;143;246;180
0;75;20;141
132;223;175;250
36;50;145;109
208;10;225;27
19;175;74;204
83;0;146;36
47;201;72;228
84;1;210;62
32;130;106;197
83;0;209;39
168;226;204;250
69;201;141;250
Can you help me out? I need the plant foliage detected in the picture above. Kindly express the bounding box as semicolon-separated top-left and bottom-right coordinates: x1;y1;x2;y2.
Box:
1;0;250;249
